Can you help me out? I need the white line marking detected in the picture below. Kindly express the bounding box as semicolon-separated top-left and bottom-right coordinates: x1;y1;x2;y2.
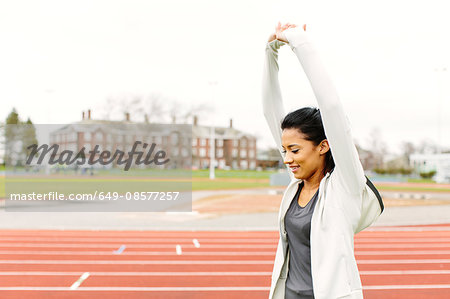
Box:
0;271;273;276
112;245;126;254
356;250;450;255
0;260;274;265
360;270;450;275
3;249;450;256
355;238;450;243
193;239;200;248
0;285;449;291
0;250;275;256
0;237;278;243
0;270;449;276
366;227;450;232
363;284;450;290
69;272;90;290
0;287;270;291
0;243;278;249
356;244;450;249
357;259;450;264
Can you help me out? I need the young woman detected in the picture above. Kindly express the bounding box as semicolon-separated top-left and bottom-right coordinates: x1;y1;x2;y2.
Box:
262;22;384;299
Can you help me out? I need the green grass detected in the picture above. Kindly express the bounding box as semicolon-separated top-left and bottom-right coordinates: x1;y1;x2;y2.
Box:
376;185;450;193
192;180;270;190
192;169;276;179
407;178;436;184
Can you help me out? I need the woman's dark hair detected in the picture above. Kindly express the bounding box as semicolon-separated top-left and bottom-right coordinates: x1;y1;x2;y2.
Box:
281;107;335;175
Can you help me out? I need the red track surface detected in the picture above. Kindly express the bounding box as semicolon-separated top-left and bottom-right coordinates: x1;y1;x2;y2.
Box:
0;226;449;298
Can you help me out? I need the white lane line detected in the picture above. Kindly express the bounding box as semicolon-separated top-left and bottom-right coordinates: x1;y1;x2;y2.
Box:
5;242;450;249
0;250;275;256
357;259;450;264
3;237;450;244
69;272;90;290
193;239;201;248
360;270;450;275
356;244;450;249
365;227;450;232
112;245;126;255
0;286;271;291
0;271;273;276
0;270;449;276
0;237;278;243
4;249;450;256
0;285;449;291
355;238;450;243
356;250;450;255
0;260;274;265
363;284;450;290
0;243;278;249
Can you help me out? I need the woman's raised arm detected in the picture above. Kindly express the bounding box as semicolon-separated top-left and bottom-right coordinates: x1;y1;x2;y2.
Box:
262;28;287;154
282;26;366;195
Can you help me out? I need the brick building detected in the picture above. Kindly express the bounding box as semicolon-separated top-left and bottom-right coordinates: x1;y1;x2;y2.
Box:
49;111;257;170
191;116;257;170
49;110;191;169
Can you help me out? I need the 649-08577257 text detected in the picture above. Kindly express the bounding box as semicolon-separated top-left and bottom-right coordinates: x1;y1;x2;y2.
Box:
8;191;180;201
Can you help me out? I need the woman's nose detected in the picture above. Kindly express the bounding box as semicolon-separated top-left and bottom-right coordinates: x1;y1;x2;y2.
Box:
283;152;293;164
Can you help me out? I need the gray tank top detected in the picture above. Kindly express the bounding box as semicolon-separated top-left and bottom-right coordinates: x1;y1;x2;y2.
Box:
284;182;319;299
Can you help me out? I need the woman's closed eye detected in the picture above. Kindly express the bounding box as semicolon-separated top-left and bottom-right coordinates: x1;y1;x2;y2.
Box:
282;149;299;154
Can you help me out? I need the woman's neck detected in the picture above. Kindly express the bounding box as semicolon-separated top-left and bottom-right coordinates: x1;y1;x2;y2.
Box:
302;170;325;191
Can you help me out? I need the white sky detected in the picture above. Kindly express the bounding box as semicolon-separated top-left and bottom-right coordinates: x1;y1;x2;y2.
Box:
1;0;449;154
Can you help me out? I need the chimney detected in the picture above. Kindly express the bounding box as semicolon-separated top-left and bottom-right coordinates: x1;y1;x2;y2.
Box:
229;118;233;128
193;115;198;126
88;109;91;120
144;114;149;123
82;111;85;120
172;116;176;124
125;112;130;122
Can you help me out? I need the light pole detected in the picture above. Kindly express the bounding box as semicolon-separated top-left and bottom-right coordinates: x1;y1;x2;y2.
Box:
208;81;218;180
434;67;447;155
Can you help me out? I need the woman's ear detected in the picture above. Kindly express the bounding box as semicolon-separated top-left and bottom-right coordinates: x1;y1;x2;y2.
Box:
319;140;330;155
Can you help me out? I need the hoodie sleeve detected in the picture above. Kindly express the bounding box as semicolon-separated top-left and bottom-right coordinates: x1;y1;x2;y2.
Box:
283;27;366;195
262;39;294;180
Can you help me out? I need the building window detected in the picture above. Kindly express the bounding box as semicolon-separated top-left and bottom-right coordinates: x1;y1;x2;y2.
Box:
240;160;248;169
233;139;238;147
232;149;238;158
241;139;247;147
199;148;206;157
200;138;207;146
95;132;103;143
192;138;197;146
217;149;223;158
216;139;223;147
84;132;91;142
240;149;247;158
171;133;179;145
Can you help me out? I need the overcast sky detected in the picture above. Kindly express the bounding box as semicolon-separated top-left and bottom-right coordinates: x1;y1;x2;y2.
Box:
1;0;449;154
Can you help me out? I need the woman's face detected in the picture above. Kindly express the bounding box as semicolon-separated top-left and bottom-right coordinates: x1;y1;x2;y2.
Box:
281;128;328;180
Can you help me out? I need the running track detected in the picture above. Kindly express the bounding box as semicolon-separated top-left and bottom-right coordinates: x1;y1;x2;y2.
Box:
0;225;449;298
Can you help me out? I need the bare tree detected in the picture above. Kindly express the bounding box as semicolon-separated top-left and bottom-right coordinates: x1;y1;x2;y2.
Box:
366;127;388;168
